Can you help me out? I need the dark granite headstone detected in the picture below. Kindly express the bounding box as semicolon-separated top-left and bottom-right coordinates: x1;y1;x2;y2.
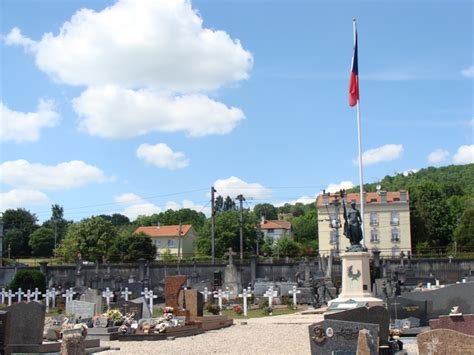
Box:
4;302;45;346
131;297;152;319
325;305;389;346
0;311;11;355
113;300;143;320
308;319;379;355
122;282;143;299
387;296;428;326
429;314;474;336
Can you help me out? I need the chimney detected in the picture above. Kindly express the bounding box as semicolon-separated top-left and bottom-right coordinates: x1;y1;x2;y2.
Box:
400;190;407;202
380;191;387;203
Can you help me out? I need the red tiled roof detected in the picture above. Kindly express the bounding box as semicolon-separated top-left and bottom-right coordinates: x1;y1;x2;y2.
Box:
260;220;292;230
316;191;409;206
133;225;193;238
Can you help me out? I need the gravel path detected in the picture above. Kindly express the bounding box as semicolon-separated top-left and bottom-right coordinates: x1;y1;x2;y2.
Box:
101;313;419;354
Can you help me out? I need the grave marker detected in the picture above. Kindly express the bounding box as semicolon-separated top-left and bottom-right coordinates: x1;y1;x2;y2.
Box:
33;288;42;302
0;288;5;304
264;287;278;307
202;287;213;303
4;302;46;347
102;288;114;308
288;286;301;309
417;328;474;354
164;275;187;310
214;290;225;315
66;300;96;319
62;288;76;303
0;310;11;355
5;291;13;306
113;300;143;320
50;288;58;308
141;290;157;313
15;288;24;303
238;289;252;316
120;288;132;301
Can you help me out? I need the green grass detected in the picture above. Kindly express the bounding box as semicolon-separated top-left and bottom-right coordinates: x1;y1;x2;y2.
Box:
16;258;63;266
205;307;302;319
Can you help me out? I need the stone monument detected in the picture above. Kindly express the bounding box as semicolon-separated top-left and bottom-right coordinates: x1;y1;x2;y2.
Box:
328;191;383;308
223;248;241;299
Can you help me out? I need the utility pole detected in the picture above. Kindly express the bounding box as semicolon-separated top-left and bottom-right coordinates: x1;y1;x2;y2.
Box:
0;213;3;266
256;220;261;257
177;223;182;274
236;194;245;263
211;186;216;264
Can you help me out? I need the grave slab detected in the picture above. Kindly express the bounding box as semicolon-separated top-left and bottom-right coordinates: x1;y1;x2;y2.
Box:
4;302;45;346
66;300;96;319
417;328;474;354
429;314;474;336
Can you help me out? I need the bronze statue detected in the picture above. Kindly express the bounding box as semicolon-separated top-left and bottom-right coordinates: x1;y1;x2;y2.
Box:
341;190;366;251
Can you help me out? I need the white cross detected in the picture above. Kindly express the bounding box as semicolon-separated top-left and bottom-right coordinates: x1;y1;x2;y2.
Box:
102;287;114;308
6;290;14;306
121;287;132;301
62;288;76;303
288;286;301;309
224;287;233;300
15;288;24;303
50;288;58;308
238;288;252;316
33;288;42;302
0;288;5;304
141;290;157;312
44;289;53;312
264;287;278;307
213;290;225;315
201;287;213;303
25;289;33;302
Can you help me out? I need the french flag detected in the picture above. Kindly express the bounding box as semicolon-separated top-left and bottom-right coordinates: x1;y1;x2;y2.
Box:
349;24;359;107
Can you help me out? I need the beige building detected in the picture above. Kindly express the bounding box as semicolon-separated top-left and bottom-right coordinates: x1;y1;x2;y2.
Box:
260;219;293;242
317;191;411;257
133;224;197;259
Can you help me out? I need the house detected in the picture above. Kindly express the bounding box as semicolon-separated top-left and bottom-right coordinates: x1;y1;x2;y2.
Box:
316;191;411;257
133;224;197;259
260;218;293;242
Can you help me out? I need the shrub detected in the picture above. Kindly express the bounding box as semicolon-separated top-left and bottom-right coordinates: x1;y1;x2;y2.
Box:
281;295;293;308
205;303;220;315
9;269;46;293
258;298;269;309
261;306;273;316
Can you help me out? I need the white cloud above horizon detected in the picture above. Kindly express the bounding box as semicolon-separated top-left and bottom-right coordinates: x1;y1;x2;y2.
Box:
0;160;113;190
461;66;474;78
214;176;272;200
453;145;474;164
428;149;450;164
325;180;354;193
0;99;59;143
115;193;162;220
0;189;49;211
137;143;189;170
354;144;404;166
73;86;244;138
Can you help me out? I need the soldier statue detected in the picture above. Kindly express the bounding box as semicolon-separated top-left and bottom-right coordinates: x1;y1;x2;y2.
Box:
341;190;366;251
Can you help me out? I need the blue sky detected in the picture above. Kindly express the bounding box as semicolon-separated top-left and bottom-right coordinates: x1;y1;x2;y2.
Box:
1;0;473;222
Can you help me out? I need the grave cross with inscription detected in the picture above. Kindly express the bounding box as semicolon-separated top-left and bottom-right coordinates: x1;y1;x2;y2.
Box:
25;289;33;302
214;290;225;315
62;288;76;303
264;287;278;307
49;288;58;308
6;290;13;306
224;247;237;265
121;287;132;301
202;287;213;303
238;288;252;316
289;286;301;309
141;289;157;312
102;287;114;308
33;288;42;302
15;288;24;303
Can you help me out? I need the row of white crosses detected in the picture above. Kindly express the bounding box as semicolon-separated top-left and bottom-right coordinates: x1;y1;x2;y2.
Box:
1;287;44;306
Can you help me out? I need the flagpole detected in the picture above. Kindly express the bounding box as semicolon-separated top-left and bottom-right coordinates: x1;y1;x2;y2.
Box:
353;18;366;247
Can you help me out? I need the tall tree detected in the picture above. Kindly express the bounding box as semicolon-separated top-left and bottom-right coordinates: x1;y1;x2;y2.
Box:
453;198;474;248
28;227;55;257
254;203;278;220
215;195;224;212
42;204;71;247
223;196;236;211
2;208;38;257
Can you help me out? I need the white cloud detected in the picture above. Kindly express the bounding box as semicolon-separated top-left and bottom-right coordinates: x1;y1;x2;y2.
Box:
3;27;37;51
0;160;113;190
0;99;59;143
73;86;245;138
453;145;474;165
325;181;354;193
428;149;450;164
115;193;161;220
165;199;210;215
214;176;272;200
355;144;404;166
461;66;474;78
5;0;252;92
402;169;419;177
0;189;49;211
137;143;189;170
274;195;316;207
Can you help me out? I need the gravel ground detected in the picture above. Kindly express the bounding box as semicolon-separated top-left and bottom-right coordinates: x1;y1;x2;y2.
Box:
101;313;419;355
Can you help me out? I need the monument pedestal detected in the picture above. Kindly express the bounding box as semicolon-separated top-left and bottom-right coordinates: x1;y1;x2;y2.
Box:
328;252;383;309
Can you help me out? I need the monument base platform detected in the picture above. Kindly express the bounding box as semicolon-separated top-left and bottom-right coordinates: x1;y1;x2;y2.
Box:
327;296;384;311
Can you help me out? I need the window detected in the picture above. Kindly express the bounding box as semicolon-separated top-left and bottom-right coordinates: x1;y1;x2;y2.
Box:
267;229;274;233
370;212;379;226
154;240;161;248
330;230;338;244
370;229;379;243
391;228;400;242
168;239;177;248
391;212;400;226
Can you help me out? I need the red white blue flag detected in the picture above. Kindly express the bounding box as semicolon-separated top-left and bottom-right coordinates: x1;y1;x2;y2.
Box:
349;25;359;107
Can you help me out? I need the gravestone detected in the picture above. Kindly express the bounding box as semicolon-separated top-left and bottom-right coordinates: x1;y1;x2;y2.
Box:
131;297;152;319
178;289;203;319
223;248;241;299
277;281;298;296
4;302;45;346
113;300;143;320
387;296;428;326
123;282;143;299
66;300;96;319
356;329;378;355
417;328;474;354
401;282;474;320
165;275;187;310
0;311;11;355
253;281;275;297
80;288;103;313
325;305;389;346
394;316;420;329
308;319;379;355
429;314;474;335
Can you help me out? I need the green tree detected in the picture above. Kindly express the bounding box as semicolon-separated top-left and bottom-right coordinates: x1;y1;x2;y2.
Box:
292;210;318;243
215;196;224;212
9;269;46;293
274;236;302;257
28;227;55;257
134;208;206;229
109;232;156;261
453;198;474;247
254;203;278;220
2;208;38;256
41;204;71;247
223;196;236;211
58;217;117;262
